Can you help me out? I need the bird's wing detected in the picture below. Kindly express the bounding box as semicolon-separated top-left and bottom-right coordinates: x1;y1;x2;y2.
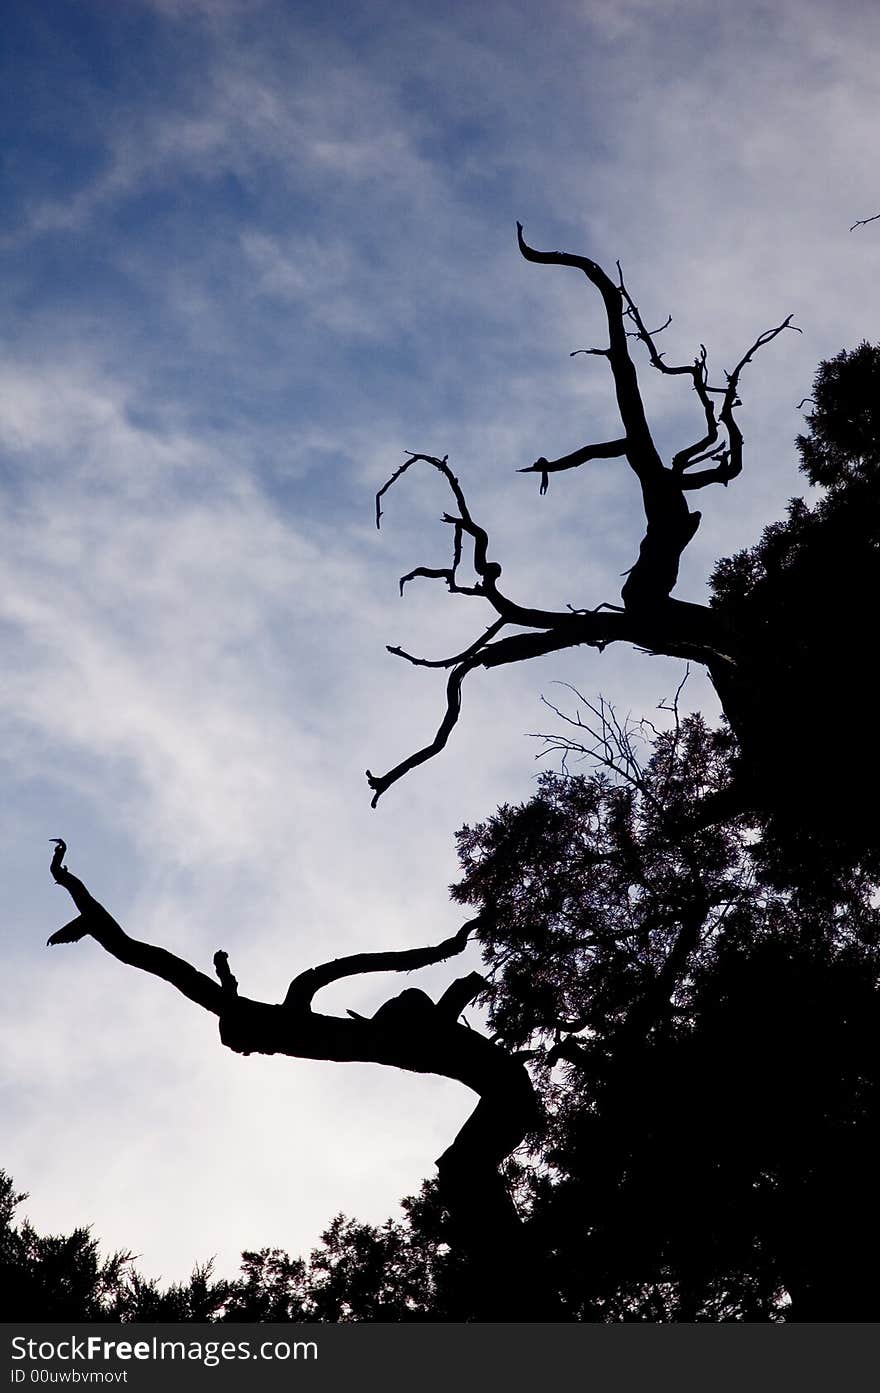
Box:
47;915;86;946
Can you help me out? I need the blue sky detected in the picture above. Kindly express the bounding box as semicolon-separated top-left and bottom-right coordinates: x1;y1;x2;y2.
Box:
2;0;879;1283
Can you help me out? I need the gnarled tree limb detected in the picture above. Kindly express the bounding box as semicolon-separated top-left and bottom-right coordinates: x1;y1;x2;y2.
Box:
366;225;796;805
46;843;545;1317
282;914;486;1010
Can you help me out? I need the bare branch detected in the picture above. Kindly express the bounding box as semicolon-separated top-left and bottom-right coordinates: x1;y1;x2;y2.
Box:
850;211;880;231
367;624;612;806
283;915;485;1011
386;618;508;670
622;313;673;342
213;950;239;996
657;668;690;723
724;315;801;388
694;314;800;492
517;223;661;466
375;452;509;611
531;688;665;815
517;226;706;611
48;840;224;1014
376;452;476;544
617;269;799;491
364;226;793;802
616;270;696;379
398;565;481;598
377;452;459;528
436;971;487;1021
518;439;627;496
45;843;544;1314
367;659;471;807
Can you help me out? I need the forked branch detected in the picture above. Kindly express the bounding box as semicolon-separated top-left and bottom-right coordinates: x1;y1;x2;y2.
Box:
46;844;545;1318
368;449;630;805
366;225;796;804
283;913;487;1010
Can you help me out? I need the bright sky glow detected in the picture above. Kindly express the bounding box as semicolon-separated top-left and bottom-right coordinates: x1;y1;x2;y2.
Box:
2;0;879;1283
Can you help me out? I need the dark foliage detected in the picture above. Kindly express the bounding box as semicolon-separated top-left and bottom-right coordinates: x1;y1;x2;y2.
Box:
710;342;880;885
451;714;880;1320
796;342;880;487
0;1172;447;1322
0;1172;136;1322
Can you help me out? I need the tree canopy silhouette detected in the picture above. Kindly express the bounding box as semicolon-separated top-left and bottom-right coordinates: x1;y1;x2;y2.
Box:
448;709;880;1319
0;1168;447;1321
709;340;880;883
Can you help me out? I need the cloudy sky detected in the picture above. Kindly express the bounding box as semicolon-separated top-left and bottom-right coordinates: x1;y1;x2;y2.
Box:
2;0;879;1285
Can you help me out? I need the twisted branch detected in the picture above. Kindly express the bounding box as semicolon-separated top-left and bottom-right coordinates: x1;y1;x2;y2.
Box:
365;225;794;803
283;914;486;1011
45;844;545;1318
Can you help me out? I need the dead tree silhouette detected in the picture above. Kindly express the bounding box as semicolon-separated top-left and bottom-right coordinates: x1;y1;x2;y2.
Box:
366;223;798;810
46;840;552;1320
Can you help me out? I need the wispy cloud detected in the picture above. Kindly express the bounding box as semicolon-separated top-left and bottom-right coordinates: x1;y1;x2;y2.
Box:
2;0;879;1278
